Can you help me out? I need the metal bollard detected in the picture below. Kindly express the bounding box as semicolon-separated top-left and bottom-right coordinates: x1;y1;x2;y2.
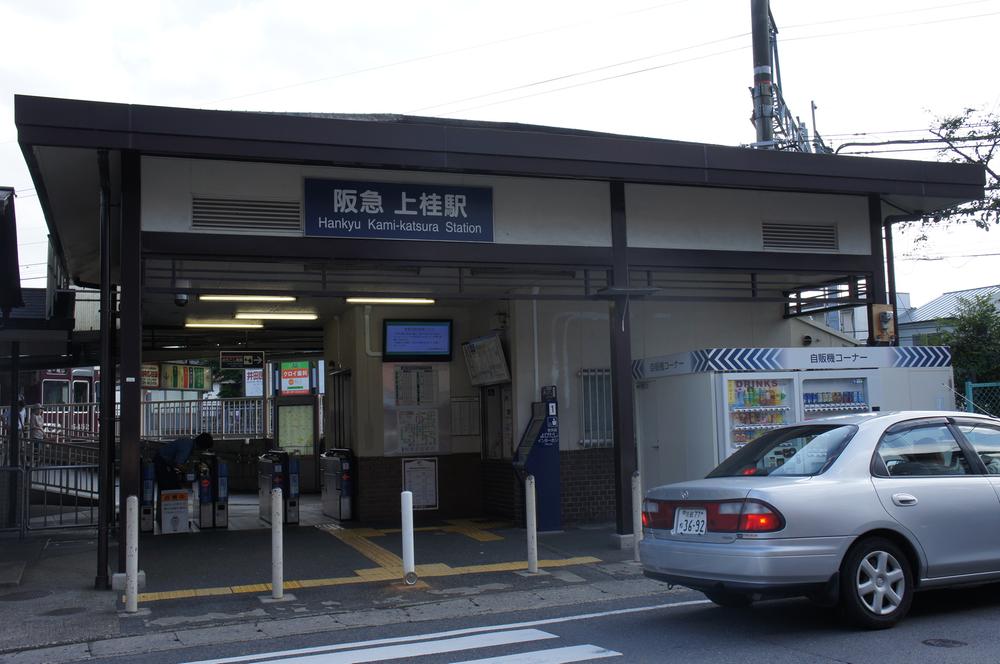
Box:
526;475;538;574
272;488;283;599
632;471;643;563
401;491;417;585
125;495;138;613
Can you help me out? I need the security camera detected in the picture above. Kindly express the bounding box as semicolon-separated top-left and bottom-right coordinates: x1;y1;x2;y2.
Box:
174;293;189;307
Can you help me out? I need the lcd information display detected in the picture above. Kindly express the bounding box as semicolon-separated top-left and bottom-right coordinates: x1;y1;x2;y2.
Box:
382;320;452;362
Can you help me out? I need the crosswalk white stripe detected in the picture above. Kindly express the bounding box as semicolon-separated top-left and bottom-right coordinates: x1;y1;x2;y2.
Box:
184;599;710;664
192;629;557;664
451;644;623;663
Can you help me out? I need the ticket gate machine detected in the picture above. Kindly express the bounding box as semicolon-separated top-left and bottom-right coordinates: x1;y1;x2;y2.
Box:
193;452;229;529
258;450;300;524
512;386;561;532
321;449;354;520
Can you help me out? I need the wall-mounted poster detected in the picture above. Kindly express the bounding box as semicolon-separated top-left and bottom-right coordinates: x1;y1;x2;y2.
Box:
245;368;264;398
462;334;510;386
160;364;211;390
280;361;310;396
402;458;438;510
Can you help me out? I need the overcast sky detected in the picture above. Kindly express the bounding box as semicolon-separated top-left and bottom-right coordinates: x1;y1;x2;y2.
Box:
3;0;999;307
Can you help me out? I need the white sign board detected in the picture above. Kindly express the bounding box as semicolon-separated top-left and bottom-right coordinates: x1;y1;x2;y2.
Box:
402;458;438;510
159;490;189;534
245;368;264;397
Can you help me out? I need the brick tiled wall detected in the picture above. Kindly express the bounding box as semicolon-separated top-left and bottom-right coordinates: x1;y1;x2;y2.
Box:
355;453;482;525
560;447;616;524
355;449;616;526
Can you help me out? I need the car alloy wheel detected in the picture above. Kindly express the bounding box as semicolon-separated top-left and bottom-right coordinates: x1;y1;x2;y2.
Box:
856;550;905;615
839;536;913;629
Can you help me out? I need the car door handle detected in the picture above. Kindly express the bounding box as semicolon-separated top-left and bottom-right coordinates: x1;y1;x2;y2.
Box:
892;493;918;506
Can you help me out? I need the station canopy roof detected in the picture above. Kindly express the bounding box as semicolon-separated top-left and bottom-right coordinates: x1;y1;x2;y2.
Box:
13;95;986;355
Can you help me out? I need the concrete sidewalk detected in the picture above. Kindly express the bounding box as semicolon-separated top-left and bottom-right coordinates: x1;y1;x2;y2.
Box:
0;522;685;663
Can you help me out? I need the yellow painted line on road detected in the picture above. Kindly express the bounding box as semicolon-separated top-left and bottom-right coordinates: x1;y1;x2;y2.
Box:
137;556;604;604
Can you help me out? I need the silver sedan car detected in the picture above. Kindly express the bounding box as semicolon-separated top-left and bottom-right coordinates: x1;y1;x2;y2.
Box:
639;411;1000;628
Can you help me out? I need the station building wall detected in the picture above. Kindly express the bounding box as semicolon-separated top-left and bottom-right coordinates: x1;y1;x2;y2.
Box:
141;155;874;525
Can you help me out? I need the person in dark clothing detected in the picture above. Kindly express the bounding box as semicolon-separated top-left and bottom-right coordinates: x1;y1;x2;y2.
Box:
153;432;213;490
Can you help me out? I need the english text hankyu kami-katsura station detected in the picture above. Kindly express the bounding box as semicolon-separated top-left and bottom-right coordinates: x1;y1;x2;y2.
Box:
5;94;984;577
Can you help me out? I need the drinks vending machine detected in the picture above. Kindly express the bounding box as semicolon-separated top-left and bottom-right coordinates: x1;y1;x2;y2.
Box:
634;346;954;492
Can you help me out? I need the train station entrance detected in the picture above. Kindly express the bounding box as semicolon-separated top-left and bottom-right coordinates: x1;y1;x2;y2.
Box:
8;94;984;589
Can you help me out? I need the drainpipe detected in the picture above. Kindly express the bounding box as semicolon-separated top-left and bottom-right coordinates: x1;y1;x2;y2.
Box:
363;306;381;358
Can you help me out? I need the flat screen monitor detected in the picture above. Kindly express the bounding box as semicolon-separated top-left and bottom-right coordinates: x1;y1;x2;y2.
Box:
382;319;453;362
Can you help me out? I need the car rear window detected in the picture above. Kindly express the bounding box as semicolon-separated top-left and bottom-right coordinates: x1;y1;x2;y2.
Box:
707;424;858;477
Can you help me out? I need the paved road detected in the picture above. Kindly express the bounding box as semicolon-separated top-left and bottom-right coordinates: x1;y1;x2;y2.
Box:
69;584;1000;664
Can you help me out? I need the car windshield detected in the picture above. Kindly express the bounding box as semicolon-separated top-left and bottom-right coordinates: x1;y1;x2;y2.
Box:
707;424;858;477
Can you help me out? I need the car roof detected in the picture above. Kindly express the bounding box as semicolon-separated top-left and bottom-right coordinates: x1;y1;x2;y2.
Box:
803;410;998;427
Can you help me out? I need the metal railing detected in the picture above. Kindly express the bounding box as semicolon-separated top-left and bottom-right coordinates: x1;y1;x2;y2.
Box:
25;464;100;530
5;394;330;444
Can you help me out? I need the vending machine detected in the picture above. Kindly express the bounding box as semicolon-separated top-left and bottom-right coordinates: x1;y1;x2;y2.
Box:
634;346;952;492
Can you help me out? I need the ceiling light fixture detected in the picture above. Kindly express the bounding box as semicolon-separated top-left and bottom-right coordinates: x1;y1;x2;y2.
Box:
185;322;264;329
198;295;297;302
234;312;318;321
345;297;436;305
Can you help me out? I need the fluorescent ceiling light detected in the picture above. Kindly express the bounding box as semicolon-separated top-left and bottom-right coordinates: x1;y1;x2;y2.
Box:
199;295;297;302
185;322;264;329
235;312;318;321
345;297;436;305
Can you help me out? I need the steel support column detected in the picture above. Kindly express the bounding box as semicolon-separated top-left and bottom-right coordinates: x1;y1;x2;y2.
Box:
118;151;142;571
96;150;112;588
6;341;19;526
608;182;637;536
866;195;888;345
884;222;899;347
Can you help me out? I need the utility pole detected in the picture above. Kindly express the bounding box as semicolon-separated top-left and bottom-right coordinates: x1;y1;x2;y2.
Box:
750;0;774;147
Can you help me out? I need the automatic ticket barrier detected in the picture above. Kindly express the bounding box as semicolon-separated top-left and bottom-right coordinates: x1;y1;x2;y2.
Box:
258;450;300;524
193;452;229;529
512;385;561;531
321;448;354;521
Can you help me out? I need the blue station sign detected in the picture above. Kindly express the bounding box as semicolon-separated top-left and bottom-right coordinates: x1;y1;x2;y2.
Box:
304;178;493;242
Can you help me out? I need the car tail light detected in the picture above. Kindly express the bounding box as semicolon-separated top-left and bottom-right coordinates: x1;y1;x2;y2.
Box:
642;499;674;530
738;501;783;532
641;498;784;533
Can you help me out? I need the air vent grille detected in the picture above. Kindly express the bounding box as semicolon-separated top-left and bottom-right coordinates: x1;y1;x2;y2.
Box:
762;222;838;251
192;197;301;233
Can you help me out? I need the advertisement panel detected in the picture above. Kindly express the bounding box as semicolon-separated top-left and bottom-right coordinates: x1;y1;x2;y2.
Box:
280;361;311;396
160;364;211;390
245;368;264;397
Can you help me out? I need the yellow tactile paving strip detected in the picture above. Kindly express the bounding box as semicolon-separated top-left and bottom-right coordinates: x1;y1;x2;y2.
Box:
136;520;601;604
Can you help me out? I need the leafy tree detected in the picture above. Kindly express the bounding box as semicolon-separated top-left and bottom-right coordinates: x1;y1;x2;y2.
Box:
917;108;999;234
938;294;1000;387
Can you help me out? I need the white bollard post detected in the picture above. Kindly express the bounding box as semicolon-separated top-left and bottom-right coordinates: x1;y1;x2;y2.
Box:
125;495;139;613
401;491;417;585
525;475;538;574
272;487;283;599
632;471;643;563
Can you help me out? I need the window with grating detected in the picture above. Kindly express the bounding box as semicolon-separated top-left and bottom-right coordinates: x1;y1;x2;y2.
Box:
579;368;613;448
762;222;838;251
191;197;302;234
